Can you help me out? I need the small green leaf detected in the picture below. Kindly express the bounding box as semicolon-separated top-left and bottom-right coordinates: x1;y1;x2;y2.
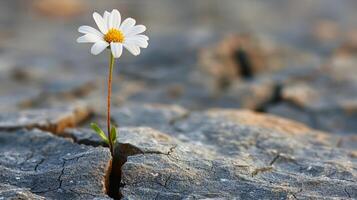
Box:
110;126;117;144
90;123;109;144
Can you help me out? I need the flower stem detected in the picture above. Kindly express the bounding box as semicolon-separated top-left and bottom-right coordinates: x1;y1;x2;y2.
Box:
107;52;115;156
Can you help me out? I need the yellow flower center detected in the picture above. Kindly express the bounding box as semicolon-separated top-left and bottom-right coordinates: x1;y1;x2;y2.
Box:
104;29;125;43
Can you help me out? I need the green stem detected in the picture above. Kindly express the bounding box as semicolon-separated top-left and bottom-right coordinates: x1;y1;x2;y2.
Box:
107;53;115;156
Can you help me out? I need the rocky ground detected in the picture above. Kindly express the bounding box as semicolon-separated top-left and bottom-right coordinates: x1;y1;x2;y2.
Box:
1;0;357;199
0;104;356;199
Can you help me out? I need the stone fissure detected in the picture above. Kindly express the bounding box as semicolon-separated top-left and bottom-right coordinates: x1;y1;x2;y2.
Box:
251;166;274;177
34;158;45;171
269;154;280;166
57;160;66;191
344;188;351;198
256;84;283;112
107;142;178;199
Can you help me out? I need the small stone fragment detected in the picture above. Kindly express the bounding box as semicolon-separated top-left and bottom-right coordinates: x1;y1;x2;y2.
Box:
0;104;91;134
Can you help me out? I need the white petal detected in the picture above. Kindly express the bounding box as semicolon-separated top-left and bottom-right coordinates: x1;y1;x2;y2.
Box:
91;41;109;55
78;26;103;38
123;43;140;56
127;34;149;42
125;37;148;48
103;11;111;29
120;18;136;34
133;34;149;41
93;12;108;34
103;11;110;22
77;34;103;43
109;9;121;29
126;25;146;37
110;43;123;58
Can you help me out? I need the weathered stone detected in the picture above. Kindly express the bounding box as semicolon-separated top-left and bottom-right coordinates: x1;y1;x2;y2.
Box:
199;34;269;83
0;129;111;199
267;102;313;128
197;34;320;92
65;104;188;147
65;128;107;147
0;183;45;200
111;104;188;133
87;106;357;199
1;2;357;198
269;73;357;134
225;78;277;109
337;135;357;151
119;130;356;199
0;104;91;134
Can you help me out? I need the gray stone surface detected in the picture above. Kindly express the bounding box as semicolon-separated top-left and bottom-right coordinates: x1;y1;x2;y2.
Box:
0;1;357;199
65;128;107;147
0;183;45;200
68;103;357;151
111;104;188;133
0;129;111;200
268;66;357;135
1;103;356;199
0;104;91;134
116;121;357;199
74;105;356;199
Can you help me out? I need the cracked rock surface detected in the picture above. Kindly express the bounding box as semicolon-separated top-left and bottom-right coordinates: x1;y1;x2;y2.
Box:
0;129;111;200
1;1;357;199
117;122;356;199
67;105;356;199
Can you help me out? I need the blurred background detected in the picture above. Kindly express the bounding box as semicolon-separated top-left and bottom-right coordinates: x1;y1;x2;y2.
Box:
0;0;357;136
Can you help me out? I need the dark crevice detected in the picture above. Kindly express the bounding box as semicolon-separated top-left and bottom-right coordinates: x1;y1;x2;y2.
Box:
107;143;177;199
251;166;273;177
269;154;280;166
217;47;256;91
255;84;283;112
251;153;282;177
234;48;253;79
291;188;303;199
34;158;45;171
108;143;144;199
254;83;321;130
72;138;108;147
344;188;351;198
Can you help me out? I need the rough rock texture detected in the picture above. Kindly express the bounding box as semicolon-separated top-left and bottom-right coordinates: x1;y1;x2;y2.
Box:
0;183;45;200
65;128;107;147
0;129;111;200
63;104;357;199
115;113;357;199
111;104;188;133
1;2;357;199
68;103;357;152
0;104;91;134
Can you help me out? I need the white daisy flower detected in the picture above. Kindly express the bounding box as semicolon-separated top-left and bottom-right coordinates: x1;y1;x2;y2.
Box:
77;9;149;58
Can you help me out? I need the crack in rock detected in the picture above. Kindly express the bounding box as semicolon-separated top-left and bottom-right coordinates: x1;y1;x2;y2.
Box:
0;129;111;199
